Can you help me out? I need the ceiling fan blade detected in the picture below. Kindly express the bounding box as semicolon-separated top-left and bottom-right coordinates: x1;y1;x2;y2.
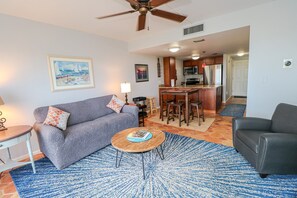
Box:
150;9;186;22
125;0;139;6
137;14;146;31
97;10;136;19
150;0;173;7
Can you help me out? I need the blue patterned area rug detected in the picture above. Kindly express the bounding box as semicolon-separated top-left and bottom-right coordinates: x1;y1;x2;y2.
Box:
220;104;246;118
10;133;297;197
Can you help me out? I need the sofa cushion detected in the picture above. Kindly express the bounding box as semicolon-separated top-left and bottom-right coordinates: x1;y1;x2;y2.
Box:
106;95;125;113
34;95;114;126
43;106;70;130
271;103;297;134
236;130;271;153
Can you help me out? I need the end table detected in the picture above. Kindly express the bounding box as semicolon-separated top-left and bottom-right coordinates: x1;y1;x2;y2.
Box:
0;125;36;173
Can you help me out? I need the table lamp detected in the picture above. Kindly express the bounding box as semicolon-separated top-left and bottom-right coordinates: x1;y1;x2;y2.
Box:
0;96;7;131
120;82;131;105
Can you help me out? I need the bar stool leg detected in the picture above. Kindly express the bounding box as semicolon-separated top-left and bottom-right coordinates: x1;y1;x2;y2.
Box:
196;105;201;126
201;103;205;122
178;105;181;127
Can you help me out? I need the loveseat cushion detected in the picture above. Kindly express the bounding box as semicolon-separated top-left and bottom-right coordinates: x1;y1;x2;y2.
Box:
236;130;271;153
271;103;297;134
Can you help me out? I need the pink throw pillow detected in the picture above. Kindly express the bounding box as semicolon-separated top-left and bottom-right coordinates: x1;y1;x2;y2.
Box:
43;106;70;130
106;95;125;113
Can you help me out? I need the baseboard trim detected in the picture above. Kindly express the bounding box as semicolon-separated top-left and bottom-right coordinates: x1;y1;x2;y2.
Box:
12;150;42;161
225;96;232;104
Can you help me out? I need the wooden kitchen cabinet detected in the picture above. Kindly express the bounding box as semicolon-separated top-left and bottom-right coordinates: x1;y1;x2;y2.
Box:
214;56;223;64
163;57;176;86
204;58;215;65
183;60;192;67
183;55;223;74
198;60;203;74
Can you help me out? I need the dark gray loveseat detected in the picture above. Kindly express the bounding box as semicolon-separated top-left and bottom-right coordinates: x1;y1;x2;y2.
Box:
233;103;297;178
33;95;138;169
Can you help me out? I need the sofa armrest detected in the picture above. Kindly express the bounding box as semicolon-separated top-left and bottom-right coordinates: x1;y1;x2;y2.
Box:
257;133;297;173
122;105;139;118
33;123;65;147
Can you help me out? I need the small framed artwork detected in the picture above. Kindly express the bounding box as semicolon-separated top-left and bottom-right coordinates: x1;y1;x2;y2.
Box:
48;56;95;91
135;64;149;82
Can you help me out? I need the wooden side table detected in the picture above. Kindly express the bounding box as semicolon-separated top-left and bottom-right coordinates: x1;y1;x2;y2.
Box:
0;125;36;173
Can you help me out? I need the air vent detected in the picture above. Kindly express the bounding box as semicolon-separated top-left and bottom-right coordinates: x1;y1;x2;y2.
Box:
183;24;204;35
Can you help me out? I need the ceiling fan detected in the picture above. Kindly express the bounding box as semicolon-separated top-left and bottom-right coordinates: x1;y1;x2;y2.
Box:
97;0;187;31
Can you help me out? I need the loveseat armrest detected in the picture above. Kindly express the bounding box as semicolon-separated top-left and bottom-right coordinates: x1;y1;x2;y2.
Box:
257;133;297;174
33;123;65;147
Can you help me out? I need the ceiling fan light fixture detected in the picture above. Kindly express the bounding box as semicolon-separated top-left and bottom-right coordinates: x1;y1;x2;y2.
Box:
169;47;180;53
192;55;200;60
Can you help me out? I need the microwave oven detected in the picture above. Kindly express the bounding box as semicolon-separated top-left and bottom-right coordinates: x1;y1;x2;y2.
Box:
184;66;198;75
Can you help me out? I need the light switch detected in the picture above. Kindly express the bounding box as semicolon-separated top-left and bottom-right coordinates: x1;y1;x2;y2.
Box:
283;59;293;68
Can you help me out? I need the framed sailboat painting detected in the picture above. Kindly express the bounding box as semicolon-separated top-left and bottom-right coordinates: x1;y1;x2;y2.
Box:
48;56;94;91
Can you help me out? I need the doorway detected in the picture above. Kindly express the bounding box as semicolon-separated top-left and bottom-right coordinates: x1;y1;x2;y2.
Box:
232;60;248;97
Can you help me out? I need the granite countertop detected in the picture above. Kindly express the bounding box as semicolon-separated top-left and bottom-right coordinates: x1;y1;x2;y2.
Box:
159;85;222;89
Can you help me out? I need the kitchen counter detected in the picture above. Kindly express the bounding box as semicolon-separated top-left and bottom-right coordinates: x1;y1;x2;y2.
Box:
159;85;222;114
159;85;222;89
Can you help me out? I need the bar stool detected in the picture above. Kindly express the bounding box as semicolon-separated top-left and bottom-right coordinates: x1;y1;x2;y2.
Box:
160;99;174;121
190;101;205;126
146;97;158;115
167;101;186;127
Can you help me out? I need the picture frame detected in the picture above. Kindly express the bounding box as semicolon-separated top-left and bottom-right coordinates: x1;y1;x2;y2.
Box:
135;64;149;82
48;56;95;91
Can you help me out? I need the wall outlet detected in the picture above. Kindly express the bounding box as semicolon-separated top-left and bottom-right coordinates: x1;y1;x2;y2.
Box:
283;59;293;68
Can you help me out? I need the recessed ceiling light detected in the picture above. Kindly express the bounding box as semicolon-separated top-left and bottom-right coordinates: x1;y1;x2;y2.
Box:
193;39;205;43
192;55;200;60
169;47;180;53
237;52;245;56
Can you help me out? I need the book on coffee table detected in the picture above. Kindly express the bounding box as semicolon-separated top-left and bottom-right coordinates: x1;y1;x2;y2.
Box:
127;130;152;142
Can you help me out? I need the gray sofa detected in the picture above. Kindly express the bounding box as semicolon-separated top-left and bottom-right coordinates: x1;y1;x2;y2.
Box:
233;103;297;178
33;95;138;169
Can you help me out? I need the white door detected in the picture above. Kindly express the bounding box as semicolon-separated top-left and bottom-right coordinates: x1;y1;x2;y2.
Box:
232;60;248;97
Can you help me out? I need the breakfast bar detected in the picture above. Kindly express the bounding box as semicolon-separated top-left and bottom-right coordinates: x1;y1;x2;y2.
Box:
159;85;222;114
160;88;199;126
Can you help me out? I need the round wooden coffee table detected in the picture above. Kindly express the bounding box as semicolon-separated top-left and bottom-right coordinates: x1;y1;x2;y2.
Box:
111;127;165;179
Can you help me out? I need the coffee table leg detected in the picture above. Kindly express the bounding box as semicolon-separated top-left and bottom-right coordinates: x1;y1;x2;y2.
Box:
141;153;145;180
156;144;164;160
115;149;123;168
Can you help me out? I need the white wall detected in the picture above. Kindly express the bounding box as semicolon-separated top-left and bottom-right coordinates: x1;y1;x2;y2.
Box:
246;0;297;118
0;14;158;159
129;0;297;119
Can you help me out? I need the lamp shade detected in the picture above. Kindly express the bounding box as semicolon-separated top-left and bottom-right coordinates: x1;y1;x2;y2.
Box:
120;82;131;93
0;96;4;105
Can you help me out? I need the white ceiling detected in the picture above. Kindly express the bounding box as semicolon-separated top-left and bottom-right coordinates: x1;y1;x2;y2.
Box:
0;0;274;42
136;26;250;59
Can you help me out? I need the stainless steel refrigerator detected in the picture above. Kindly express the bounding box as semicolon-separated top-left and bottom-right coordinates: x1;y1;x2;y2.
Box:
203;64;222;85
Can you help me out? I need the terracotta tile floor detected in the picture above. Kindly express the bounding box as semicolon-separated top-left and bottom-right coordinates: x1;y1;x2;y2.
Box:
0;97;246;197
